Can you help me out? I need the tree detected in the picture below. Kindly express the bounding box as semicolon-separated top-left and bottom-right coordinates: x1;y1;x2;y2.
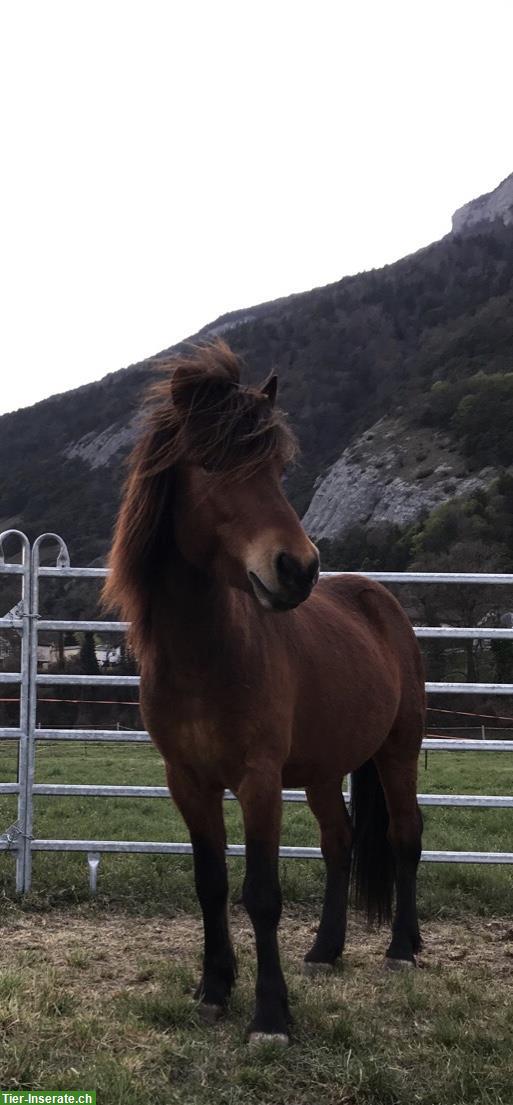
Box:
79;632;99;675
490;640;513;683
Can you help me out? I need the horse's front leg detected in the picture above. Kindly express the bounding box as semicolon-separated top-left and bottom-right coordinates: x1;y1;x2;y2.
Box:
166;765;237;1019
238;765;291;1045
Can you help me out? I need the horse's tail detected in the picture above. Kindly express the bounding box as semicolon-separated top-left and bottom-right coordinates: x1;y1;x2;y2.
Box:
350;758;394;924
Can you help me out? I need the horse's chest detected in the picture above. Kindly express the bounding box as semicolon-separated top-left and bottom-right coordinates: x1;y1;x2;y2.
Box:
171;716;226;763
145;689;247;777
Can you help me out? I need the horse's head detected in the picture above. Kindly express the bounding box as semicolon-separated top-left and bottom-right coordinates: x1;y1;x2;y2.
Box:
170;345;319;611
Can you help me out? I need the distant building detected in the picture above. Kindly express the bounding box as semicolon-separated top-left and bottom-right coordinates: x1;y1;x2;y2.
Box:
36;642;123;670
37;644;80;670
97;646;122;667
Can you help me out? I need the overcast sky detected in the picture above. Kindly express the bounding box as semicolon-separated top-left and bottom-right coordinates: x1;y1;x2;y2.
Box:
1;0;512;416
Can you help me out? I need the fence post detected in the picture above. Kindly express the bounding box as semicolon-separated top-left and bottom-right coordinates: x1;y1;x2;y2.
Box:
21;534;71;893
0;530;32;893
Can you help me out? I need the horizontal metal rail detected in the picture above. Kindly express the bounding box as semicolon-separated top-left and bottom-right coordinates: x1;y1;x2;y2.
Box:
30;674;513;694
31;784;335;802
29;838;312;857
423;851;513;864
38;620;130;633
423;738;513;751
29;782;513;808
416;627;513;639
27;733;513;751
36;674;140;687
39;566;108;578
33;620;513;639
35;728;150;742
426;682;513;695
0;672;21;684
418;794;513;807
31;784;176;799
37;567;513;584
324;571;513;584
28;838;513;864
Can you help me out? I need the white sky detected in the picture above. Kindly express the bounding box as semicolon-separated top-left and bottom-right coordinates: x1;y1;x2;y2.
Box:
1;0;512;416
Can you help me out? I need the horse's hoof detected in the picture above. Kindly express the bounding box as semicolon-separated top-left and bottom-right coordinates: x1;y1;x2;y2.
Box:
248;1032;290;1049
384;957;415;971
197;1002;224;1024
303;960;334;976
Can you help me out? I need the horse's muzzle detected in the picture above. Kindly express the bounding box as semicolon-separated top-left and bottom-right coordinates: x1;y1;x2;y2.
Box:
248;563;318;612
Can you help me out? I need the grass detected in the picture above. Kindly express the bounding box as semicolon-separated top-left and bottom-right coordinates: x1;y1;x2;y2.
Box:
1;743;513;1101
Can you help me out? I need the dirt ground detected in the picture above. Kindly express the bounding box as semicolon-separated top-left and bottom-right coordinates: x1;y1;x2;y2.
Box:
2;906;513;1104
2;907;513;1000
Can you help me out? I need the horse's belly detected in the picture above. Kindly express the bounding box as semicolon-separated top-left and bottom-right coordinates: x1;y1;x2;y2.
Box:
282;736;378;788
286;673;400;783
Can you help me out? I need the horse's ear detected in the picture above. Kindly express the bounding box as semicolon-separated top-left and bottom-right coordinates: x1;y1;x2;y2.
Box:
261;373;278;407
171;364;235;413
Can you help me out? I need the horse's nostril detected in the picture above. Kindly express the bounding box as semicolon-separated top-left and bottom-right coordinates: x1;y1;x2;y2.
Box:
307;554;320;584
276;552;319;591
276;552;298;586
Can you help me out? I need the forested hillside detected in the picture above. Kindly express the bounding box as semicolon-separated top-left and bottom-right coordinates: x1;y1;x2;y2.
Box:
1;218;513;572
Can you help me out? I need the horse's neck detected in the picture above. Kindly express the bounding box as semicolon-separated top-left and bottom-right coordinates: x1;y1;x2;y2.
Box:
150;558;256;681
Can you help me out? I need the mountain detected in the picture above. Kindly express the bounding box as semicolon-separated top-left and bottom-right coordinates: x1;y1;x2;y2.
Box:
1;174;513;574
452;172;513;235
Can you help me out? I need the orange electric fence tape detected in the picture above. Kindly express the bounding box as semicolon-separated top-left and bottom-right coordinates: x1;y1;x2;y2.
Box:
427;705;513;722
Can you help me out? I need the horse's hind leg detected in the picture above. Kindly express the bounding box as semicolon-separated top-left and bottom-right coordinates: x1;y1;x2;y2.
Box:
304;780;352;971
165;766;237;1018
373;744;423;967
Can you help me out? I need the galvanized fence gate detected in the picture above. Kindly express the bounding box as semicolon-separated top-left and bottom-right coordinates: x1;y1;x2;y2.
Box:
1;528;513;895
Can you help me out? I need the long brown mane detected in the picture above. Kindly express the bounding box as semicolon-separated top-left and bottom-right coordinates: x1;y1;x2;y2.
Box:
102;340;296;650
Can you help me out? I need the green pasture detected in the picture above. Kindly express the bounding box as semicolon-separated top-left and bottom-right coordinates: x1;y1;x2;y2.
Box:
0;741;512;917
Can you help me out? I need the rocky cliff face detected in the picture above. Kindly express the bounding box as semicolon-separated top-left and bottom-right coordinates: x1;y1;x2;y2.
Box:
65;417;140;470
452;173;513;234
302;416;495;540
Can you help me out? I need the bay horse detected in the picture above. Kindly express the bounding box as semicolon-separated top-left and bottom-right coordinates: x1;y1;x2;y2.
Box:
103;340;425;1045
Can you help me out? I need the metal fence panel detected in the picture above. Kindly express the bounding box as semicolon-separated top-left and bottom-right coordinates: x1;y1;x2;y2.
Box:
2;530;513;893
